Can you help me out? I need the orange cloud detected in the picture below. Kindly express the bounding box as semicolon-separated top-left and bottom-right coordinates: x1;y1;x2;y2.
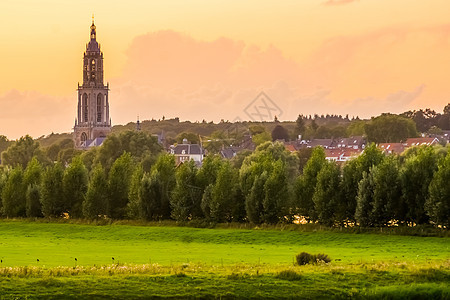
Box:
0;90;73;139
323;0;359;6
2;24;450;139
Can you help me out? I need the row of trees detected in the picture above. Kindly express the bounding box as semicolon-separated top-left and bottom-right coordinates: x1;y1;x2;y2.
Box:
1;139;448;227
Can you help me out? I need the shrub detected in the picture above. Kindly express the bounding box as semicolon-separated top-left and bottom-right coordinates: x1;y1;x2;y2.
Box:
296;252;331;265
316;253;331;264
296;252;313;265
276;270;302;281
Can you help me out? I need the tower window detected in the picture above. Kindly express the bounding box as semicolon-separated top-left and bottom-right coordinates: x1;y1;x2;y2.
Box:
97;94;103;122
81;132;88;147
82;93;88;122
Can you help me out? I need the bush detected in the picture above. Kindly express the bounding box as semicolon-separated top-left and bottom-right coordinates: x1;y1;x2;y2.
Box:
316;253;331;264
296;252;313;265
296;252;331;265
276;270;302;281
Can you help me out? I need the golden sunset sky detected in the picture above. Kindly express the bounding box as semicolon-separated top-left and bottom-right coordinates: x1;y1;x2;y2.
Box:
1;0;449;139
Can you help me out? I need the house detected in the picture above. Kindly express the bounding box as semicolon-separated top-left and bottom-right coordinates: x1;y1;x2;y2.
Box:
334;136;366;150
220;146;243;159
324;148;361;162
307;139;334;149
378;143;405;155
170;138;204;166
404;137;440;147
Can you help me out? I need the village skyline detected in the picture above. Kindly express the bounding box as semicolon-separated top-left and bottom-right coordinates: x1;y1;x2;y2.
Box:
1;1;450;139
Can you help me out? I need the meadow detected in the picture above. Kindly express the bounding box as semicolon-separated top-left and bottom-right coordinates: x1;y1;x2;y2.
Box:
0;220;449;299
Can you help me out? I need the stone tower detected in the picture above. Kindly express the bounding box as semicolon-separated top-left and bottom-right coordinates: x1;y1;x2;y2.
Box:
73;18;111;148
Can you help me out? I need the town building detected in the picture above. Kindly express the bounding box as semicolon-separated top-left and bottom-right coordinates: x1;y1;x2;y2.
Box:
73;18;111;149
170;139;204;166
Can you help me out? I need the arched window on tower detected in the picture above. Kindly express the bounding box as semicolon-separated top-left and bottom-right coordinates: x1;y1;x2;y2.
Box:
97;94;103;123
82;93;88;122
81;132;88;147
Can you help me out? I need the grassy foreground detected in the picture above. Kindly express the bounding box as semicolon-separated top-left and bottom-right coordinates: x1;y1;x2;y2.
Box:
0;220;448;299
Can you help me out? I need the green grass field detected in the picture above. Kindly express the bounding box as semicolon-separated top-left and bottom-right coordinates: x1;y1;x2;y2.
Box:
0;220;449;299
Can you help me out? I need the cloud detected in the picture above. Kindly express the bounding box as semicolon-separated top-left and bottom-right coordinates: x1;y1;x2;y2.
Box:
3;24;450;139
0;90;73;139
323;0;359;6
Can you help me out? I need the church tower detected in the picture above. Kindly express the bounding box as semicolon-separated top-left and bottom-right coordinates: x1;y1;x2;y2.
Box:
73;17;111;148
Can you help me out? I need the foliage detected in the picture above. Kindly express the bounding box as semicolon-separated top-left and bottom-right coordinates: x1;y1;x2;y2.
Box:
63;156;88;218
294;114;306;138
365;114;418;143
126;165;144;219
171;160;203;221
94;130;162;171
400;146;438;224
40;163;65;217
252;131;271;146
426;152;450;227
271;125;290;141
295;146;326;221
296;252;331;265
1;135;48;168
210;162;241;222
108;152;135;219
313;161;340;226
139;170;162;220
23;157;43;217
82;164;108;219
371;156;402;226
1;166;25;217
263;159;290;223
151;154;176;219
26;184;42;217
355;170;375;227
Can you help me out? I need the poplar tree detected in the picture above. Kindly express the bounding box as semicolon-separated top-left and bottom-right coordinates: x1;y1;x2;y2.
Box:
426;153;450;227
63;156;88;217
23;157;43;217
107;152;135;219
313;161;341;226
295;146;326;221
83;164;108;219
2;166;25;217
40;163;65;217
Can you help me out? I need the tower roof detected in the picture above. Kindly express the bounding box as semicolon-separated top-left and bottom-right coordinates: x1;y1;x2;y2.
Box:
86;17;100;53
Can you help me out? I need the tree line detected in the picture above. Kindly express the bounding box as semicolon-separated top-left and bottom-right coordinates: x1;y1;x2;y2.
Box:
0;132;448;227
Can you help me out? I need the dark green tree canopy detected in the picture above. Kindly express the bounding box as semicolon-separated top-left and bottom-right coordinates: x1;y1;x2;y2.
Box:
365;114;418;143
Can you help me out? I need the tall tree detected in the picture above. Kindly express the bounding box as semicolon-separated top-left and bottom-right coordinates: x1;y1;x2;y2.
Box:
294;115;306;138
170;160;202;221
1;166;25;217
126;164;144;219
23;158;43;217
425;152;450;227
400;146;439;224
295;147;326;221
151;154;176;219
338;143;384;223
263;159;290;223
63;156;88;217
245;172;267;224
355;170;375;227
371;156;401;226
40;163;65;217
83;164;108;219
139;171;162;220
107;152;135;219
210;161;239;222
313;161;341;226
271;125;289;142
